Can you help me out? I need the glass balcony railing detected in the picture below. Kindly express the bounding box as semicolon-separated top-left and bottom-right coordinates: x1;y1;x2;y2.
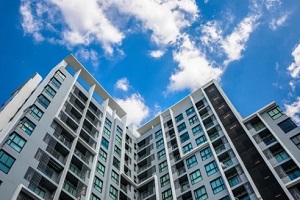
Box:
63;181;77;197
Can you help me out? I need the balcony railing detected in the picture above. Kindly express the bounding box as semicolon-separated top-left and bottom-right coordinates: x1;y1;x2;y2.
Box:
138;189;154;200
180;182;190;192
205;122;215;130
74;149;92;165
63;181;77;197
53;131;71;149
210;132;220;141
177;167;186;176
137;162;152;173
215;145;226;154
138;152;151;162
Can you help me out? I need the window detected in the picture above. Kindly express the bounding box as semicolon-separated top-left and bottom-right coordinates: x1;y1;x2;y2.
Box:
175;114;183;123
156;139;164;149
6;132;26;152
155;129;163;139
189;115;199;125
30;186;45;198
111;170;119;184
90;194;100;200
205;161;218;176
219;196;231;200
96;162;105;176
99;148;107;162
109;185;118;200
177;122;186;133
55;70;66;82
274;150;289;162
160;173;170;187
101;138;109;149
103;127;110;138
186;155;197;169
93;177;103;193
50;77;61;89
159;161;168;172
157;149;166;160
0;150;15;173
116;126;123;136
291;133;300;149
186;107;195;116
200;147;212;160
190;169;202;185
115;135;122;146
113;157;120;170
44;85;56;98
268;106;283;120
228;175;239;187
114;146;121;157
18;117;36;135
183;143;193;153
180;132;190;143
196;135;207;146
162;189;172;200
29;105;44;121
278;118;297;133
105;118;112;128
194;186;208;200
37;94;50;109
210;177;225;194
192;125;203;136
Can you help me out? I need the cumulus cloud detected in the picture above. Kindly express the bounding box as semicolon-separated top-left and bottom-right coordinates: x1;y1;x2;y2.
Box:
115;78;130;92
264;0;282;10
269;13;288;30
116;94;150;126
149;50;165;58
287;44;300;78
284;97;300;124
75;48;99;69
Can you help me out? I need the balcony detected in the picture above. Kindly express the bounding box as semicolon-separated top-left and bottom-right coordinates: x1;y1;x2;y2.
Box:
82;120;98;139
43;135;69;165
180;181;190;192
72;87;88;105
88;102;103;119
138;188;154;200
79;130;96;150
53;130;73;149
59;111;78;132
62;172;87;200
74;149;93;165
68;94;85;113
209;132;221;141
137;162;153;174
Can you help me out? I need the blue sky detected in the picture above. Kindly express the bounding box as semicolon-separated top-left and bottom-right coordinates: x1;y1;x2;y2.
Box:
1;0;300;126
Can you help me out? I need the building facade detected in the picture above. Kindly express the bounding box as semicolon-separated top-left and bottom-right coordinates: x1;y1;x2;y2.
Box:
0;55;299;200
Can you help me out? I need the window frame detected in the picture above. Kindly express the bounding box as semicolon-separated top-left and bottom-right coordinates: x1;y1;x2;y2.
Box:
18;117;36;135
50;77;61;89
268;106;283;120
93;176;103;193
96;161;105;176
205;161;219;176
210;177;226;194
186;155;198;169
29;105;44;121
37;94;50;109
44;85;56;98
278;118;297;133
0;150;15;174
6;132;26;153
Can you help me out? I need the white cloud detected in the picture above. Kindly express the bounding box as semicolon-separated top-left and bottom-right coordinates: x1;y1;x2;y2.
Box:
167;36;223;92
284;97;300;124
115;78;130;92
287;44;300;78
75;48;99;69
269;13;288;30
116;94;150;126
149;50;165;58
265;0;282;10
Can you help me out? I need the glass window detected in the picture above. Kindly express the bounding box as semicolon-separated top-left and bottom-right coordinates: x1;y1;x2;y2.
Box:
30;186;45;198
159;161;168;172
180;132;190;143
190;169;202;185
160;173;170;187
114;146;121;157
44;85;56;98
103;127;111;138
177;122;187;133
96;162;105;176
93;177;103;193
90;194;100;200
219;196;231;200
109;185;118;200
192;125;203;136
183;143;193;153
196;135;207;146
268;106;283;120
6;132;26;152
175;113;183;123
37;94;50;109
113;157;120;170
278;118;297;133
0;150;15;174
101;138;109;149
291;133;300;149
18;117;36;135
55;70;66;82
29;105;44;121
116;126;123;136
186;155;197;169
228;175;240;187
162;189;172;200
99;148;107;162
111;170;119;184
194;186;208;200
50;77;61;89
274;150;289;162
156;139;164;149
157;149;166;160
115;135;122;146
210;177;225;194
189;115;199;125
186;107;195;116
205;161;219;176
200;147;212;160
155;129;163;139
105;118;112;128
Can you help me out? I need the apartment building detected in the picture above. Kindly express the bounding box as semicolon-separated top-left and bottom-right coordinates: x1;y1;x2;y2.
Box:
0;55;299;200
